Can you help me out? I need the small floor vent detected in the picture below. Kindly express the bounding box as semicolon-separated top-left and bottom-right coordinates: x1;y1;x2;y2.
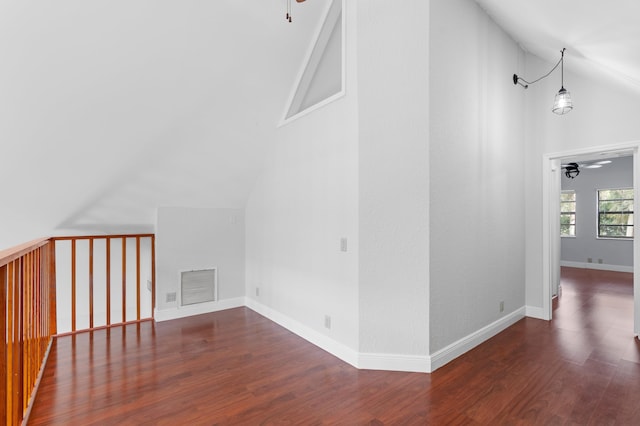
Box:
181;268;217;306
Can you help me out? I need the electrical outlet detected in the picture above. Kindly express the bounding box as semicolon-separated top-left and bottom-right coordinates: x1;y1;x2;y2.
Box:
324;315;331;329
340;238;348;252
166;292;177;303
499;301;504;313
587;258;593;263
598;259;603;264
147;279;152;291
256;287;260;297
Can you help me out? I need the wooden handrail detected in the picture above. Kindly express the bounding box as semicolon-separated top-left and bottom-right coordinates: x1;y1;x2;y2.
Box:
0;238;49;268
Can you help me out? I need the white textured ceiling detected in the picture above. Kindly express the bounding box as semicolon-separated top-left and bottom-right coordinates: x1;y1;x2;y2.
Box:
474;0;640;93
0;0;328;245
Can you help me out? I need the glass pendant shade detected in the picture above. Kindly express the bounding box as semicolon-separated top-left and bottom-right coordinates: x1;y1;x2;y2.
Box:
552;87;573;115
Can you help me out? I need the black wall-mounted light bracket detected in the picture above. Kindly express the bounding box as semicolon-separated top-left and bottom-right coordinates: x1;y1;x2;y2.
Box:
513;48;566;89
513;74;528;88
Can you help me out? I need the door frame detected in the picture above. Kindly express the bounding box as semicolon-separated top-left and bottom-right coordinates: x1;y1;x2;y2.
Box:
542;141;640;335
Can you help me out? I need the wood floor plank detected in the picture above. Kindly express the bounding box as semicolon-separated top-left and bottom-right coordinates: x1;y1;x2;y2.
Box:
28;267;640;424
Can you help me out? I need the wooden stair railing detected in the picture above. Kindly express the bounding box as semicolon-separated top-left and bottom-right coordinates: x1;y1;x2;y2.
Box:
52;235;156;335
1;234;156;425
1;238;55;426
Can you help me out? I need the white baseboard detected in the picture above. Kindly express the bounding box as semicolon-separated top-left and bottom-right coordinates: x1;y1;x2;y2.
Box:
525;305;549;320
154;297;245;322
560;260;633;273
245;298;360;369
245;299;432;373
155;298;528;374
358;352;431;373
429;307;525;372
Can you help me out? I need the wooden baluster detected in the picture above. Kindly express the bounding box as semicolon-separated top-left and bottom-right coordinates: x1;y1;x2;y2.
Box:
1;264;7;426
89;238;94;330
136;236;141;321
13;260;24;423
106;237;111;327
122;238;126;323
71;239;76;333
22;253;29;411
25;252;31;410
42;246;48;355
25;253;29;405
34;249;39;382
22;255;28;409
36;248;41;384
49;240;57;336
30;250;35;405
38;247;44;363
7;262;14;425
6;263;11;425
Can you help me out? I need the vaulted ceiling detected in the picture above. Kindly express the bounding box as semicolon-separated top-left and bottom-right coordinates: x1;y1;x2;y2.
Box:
2;0;640;248
0;0;328;245
474;0;640;94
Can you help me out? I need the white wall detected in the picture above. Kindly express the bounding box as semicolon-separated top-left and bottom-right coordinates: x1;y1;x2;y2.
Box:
524;54;640;310
429;0;526;353
246;0;531;371
155;207;245;320
561;156;633;269
245;0;359;355
357;0;430;359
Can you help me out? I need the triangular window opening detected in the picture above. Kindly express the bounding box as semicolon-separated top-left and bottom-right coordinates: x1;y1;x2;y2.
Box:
283;0;343;122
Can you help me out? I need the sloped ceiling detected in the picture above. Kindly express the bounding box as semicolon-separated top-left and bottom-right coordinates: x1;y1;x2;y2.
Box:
4;0;640;248
474;0;640;93
0;0;329;246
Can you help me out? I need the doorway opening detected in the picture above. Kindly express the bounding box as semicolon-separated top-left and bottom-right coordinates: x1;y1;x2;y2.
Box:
542;142;640;336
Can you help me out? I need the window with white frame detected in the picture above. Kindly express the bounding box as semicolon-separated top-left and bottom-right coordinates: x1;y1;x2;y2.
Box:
598;188;634;238
560;190;576;237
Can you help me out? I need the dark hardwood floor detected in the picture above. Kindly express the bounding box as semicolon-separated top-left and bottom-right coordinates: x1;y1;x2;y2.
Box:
28;267;640;425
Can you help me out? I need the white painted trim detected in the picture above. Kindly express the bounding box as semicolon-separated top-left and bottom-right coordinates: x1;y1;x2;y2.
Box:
245;299;432;373
154;299;532;373
634;151;640;336
541;157;554;321
429;307;526;372
279;0;346;127
525;305;548;320
154;297;245;322
358;353;430;373
542;141;640;335
560;260;634;273
245;298;359;368
279;91;346;126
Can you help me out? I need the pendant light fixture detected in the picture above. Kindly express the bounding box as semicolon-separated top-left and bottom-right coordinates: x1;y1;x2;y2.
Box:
513;48;573;115
551;49;573;114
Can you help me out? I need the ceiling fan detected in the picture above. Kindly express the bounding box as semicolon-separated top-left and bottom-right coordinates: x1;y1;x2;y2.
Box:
561;160;612;179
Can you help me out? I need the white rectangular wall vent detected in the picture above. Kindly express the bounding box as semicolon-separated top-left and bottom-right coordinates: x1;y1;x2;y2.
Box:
181;268;217;306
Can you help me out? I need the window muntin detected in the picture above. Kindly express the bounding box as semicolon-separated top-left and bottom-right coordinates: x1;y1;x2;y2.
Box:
598;188;634;238
560;190;576;237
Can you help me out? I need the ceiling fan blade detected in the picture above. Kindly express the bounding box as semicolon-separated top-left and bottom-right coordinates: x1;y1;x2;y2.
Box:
296;0;306;2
